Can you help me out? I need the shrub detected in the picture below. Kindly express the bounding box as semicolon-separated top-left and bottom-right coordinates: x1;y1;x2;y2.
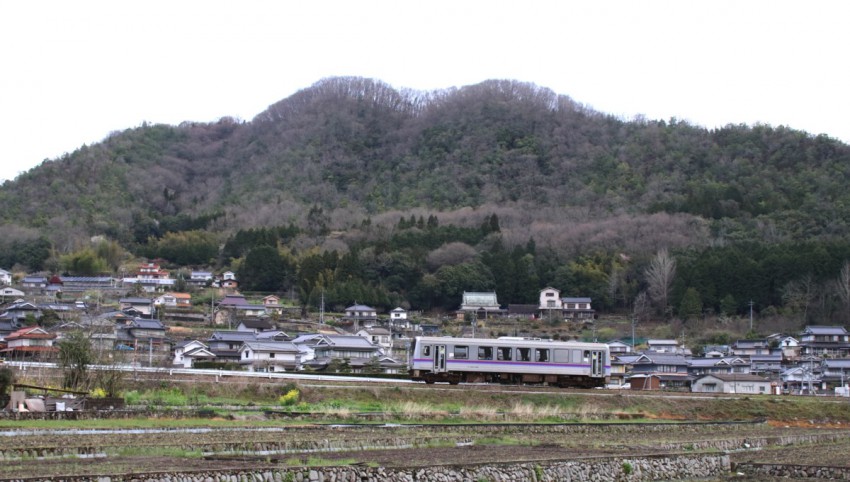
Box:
90;387;108;398
622;462;633;475
278;389;300;406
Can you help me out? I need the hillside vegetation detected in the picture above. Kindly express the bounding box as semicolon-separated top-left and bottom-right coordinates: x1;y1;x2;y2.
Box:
2;77;850;328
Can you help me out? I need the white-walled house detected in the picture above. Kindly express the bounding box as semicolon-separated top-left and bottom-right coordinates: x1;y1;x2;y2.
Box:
356;327;392;351
390;307;407;321
692;374;773;394
173;340;216;368
538;287;562;311
239;341;303;372
0;269;11;286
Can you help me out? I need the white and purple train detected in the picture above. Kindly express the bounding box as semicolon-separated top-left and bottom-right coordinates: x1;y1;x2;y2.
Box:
409;336;610;388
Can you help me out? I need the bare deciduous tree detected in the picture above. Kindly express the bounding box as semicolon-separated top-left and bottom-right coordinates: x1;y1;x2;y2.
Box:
645;248;676;316
834;261;850;323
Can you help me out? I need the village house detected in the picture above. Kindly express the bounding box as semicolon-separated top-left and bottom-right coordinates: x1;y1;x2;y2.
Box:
215;294;266;325
236;318;275;333
646;339;686;354
20;276;47;290
820;359;850;389
262;295;285;316
239;341;304;372
691;374;774;394
0;269;12;286
457;291;504;320
172;340;216;368
628;353;691;391
356;327;392;351
0;287;25;299
0;326;58;359
687;357;751;377
799;325;850;358
343;303;378;329
119;297;154;317
561;297;594;321
187;271;213;287
153;292;192;309
206;330;259;363
731;339;771;357
123;263;175;293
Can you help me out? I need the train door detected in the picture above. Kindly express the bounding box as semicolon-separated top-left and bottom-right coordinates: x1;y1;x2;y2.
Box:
590;350;604;377
433;345;447;373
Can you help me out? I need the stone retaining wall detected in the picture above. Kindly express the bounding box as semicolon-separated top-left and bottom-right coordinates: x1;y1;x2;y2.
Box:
4;453;731;482
734;462;850;479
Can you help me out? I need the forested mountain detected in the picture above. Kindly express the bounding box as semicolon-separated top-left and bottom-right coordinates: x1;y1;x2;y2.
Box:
3;77;850;325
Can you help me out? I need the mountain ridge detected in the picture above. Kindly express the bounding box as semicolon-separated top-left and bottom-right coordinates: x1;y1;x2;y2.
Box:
2;76;849;261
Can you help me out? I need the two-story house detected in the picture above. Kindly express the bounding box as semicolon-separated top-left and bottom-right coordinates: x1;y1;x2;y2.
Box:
799;325;850;358
0;326;58;358
628;353;691;390
343;303;378;329
687;357;751;377
356;327;392;351
206;330;258;363
123;263;175;293
561;297;595;321
457;292;504;320
239;341;303;372
172;340;216;368
0;269;12;286
731;339;771;357
215;294;267;325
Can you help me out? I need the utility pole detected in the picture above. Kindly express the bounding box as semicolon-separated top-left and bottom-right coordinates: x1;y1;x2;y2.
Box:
631;316;637;353
320;290;325;325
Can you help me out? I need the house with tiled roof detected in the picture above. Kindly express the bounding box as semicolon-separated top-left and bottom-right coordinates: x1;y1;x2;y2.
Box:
799;326;850;358
122;263;175;293
172;340;216;368
692;374;773;394
457;292;505;320
206;330;258;363
239;341;304;372
0;326;58;358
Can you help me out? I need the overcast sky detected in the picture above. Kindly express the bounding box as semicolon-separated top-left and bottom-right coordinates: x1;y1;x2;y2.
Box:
1;0;848;183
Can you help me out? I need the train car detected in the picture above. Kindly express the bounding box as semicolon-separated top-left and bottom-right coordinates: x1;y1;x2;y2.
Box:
409;336;610;388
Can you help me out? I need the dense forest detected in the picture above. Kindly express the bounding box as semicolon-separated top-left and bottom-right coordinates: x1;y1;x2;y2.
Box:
2;77;850;326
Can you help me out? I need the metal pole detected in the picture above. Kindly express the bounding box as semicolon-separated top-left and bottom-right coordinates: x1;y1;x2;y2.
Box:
631;317;636;353
149;337;153;367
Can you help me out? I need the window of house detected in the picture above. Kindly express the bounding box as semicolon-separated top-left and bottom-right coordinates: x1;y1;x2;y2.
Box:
454;345;468;359
244;351;250;358
497;347;512;361
517;347;531;362
535;348;549;362
545;292;554;297
478;346;493;360
269;353;275;358
422;345;431;356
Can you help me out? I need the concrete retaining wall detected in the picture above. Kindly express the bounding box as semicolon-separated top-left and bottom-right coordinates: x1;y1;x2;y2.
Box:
4;453;731;482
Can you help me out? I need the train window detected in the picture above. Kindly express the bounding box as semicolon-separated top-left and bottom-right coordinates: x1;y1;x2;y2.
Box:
517;347;531;362
454;345;469;359
478;346;493;360
583;350;590;361
553;349;569;363
571;350;582;363
535;348;549;362
422;345;431;356
497;346;512;361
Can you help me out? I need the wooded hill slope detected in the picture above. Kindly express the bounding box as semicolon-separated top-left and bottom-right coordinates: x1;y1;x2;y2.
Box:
2;77;849;258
